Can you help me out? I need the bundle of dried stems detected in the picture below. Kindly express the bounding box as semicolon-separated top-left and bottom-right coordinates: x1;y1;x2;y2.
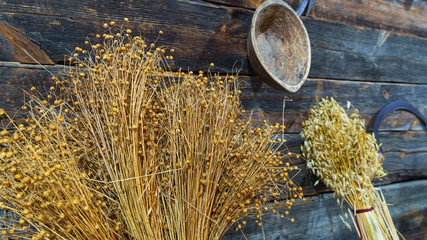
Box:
301;98;400;240
0;19;303;240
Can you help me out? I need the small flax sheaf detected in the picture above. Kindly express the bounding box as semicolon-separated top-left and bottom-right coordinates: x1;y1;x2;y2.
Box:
301;98;399;240
301;97;385;205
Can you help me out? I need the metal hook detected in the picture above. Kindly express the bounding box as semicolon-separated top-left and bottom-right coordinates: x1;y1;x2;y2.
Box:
295;0;315;17
373;101;427;153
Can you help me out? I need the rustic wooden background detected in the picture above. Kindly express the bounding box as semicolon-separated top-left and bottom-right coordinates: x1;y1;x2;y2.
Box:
0;0;426;239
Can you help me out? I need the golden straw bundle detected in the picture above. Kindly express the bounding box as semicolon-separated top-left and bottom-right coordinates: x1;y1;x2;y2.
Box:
301;98;400;240
0;19;303;239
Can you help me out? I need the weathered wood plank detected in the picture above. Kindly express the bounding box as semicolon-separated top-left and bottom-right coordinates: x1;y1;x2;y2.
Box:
305;19;427;61
0;1;426;83
0;64;61;116
0;1;246;74
0;22;54;64
239;76;427;133
1;65;427;132
309;48;427;83
205;0;427;38
222;180;427;240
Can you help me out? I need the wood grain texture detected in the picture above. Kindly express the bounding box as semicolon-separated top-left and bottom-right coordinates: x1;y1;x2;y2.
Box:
238;76;427;133
0;0;426;83
0;63;61;117
222;180;427;240
205;0;427;38
0;22;54;64
1;65;427;132
0;64;425;129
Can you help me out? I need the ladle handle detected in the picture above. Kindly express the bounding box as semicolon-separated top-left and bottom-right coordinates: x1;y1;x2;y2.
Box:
295;0;314;17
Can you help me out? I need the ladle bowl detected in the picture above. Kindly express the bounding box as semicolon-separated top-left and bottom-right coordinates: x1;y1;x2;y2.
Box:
248;0;311;92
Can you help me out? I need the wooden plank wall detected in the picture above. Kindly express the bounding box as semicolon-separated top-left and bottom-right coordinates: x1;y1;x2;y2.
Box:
0;0;426;239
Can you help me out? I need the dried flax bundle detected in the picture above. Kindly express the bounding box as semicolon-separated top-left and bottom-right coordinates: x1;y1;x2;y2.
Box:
301;98;400;240
0;19;303;239
0;81;125;239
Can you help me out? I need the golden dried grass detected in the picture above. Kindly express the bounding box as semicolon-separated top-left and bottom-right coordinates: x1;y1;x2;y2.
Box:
0;20;303;239
301;98;400;240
